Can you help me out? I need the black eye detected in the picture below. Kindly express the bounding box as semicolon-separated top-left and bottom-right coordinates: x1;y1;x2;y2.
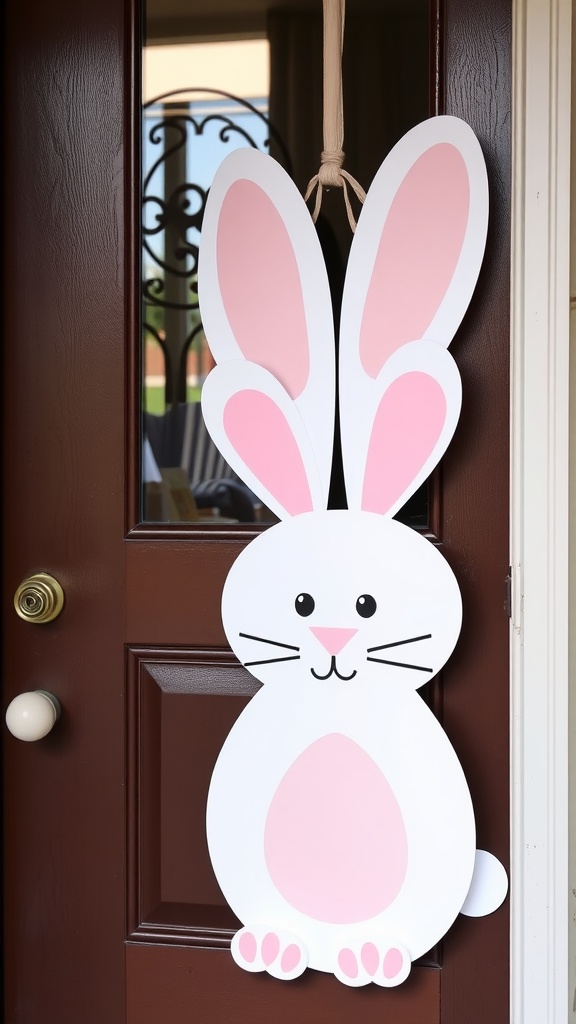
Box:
356;594;377;618
295;593;315;617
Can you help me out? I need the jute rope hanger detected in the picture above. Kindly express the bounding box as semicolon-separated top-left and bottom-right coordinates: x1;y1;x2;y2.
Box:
304;0;366;231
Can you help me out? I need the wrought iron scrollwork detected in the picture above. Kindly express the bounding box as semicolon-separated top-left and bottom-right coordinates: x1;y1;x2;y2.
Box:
142;89;290;405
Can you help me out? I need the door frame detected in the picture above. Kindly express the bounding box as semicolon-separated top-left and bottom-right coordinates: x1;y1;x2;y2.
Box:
510;0;572;1021
1;0;571;1019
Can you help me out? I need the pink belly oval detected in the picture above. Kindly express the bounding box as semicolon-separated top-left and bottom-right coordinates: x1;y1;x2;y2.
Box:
263;733;408;923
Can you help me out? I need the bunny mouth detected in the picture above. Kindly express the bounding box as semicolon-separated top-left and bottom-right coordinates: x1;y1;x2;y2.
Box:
311;656;357;682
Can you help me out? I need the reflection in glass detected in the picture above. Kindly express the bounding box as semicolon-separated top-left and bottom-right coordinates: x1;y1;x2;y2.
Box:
141;5;430;528
142;41;279;524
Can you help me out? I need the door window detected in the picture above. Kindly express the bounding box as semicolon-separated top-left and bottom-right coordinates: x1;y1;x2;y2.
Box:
141;2;431;529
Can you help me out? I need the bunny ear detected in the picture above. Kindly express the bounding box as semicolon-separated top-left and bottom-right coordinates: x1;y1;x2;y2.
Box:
340;116;488;379
339;116;486;514
342;342;462;516
199;148;335;503
201;362;326;521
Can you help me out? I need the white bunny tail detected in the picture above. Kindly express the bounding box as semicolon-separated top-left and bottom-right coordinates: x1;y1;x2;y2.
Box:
460;850;508;918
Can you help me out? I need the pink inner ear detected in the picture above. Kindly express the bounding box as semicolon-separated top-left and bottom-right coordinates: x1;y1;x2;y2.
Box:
361;144;470;378
223;390;314;515
362;373;446;515
217;179;309;399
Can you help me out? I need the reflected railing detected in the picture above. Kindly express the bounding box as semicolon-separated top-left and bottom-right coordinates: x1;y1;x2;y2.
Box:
142;89;289;524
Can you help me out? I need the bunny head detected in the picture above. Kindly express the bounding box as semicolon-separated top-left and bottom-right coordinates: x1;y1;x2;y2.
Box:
219;510;462;693
199;116;488;693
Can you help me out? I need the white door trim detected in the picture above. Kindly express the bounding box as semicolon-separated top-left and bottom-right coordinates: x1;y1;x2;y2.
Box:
510;0;572;1020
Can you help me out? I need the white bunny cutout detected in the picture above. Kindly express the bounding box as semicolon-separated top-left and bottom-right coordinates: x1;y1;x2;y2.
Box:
199;115;507;989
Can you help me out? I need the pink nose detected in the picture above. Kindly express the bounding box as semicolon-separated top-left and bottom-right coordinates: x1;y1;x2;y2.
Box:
310;626;358;656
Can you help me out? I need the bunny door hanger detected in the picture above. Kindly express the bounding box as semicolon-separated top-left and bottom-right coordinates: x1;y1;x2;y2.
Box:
198;115;508;989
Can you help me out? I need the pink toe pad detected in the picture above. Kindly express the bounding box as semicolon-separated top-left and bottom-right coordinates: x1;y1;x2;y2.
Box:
361;942;379;976
338;948;359;979
383;948;404;979
238;931;257;964
262;932;280;966
281;944;301;973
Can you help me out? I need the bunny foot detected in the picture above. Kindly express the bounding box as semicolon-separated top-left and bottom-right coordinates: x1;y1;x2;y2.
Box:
231;926;308;981
334;939;411;988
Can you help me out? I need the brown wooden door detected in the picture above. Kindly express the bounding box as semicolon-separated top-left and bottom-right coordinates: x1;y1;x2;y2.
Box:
2;0;510;1022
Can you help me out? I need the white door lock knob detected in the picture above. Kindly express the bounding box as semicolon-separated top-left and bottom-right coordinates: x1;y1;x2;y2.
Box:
5;690;61;741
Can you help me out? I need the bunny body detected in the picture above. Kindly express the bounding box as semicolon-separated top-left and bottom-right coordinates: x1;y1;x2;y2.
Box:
207;511;475;976
198;116;507;986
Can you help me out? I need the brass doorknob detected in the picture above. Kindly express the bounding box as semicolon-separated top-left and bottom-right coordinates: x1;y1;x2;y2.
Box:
14;573;65;624
5;690;61;741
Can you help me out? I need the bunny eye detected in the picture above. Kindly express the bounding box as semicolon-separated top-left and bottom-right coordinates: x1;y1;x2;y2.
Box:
295;593;315;617
356;594;377;618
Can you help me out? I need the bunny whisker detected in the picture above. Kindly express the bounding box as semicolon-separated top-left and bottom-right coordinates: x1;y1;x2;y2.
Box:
367;633;432;653
367;656;433;673
243;654;301;668
239;632;300;652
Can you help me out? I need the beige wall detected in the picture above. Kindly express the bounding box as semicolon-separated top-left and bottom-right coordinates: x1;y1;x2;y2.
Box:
143;39;269;103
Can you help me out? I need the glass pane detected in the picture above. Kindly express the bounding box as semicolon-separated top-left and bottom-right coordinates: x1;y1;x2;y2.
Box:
142;1;430;528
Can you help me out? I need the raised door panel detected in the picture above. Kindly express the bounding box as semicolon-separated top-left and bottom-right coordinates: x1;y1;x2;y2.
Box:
127;650;253;943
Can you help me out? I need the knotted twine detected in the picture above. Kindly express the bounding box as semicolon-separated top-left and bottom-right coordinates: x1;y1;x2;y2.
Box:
304;0;366;231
